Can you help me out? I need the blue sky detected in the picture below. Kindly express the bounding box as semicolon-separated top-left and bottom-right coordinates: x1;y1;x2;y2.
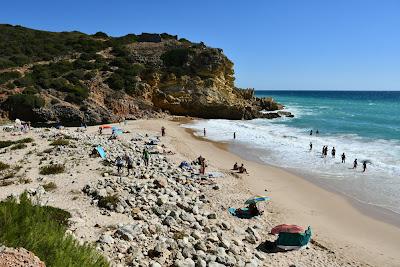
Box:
2;0;400;90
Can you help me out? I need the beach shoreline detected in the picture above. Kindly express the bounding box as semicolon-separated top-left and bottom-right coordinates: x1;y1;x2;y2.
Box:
1;117;399;266
166;118;400;266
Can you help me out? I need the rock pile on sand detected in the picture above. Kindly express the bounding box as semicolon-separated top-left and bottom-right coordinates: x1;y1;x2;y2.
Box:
81;137;264;266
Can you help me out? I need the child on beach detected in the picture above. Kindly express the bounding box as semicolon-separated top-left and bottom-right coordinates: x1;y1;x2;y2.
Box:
115;156;124;174
143;149;150;166
125;155;133;175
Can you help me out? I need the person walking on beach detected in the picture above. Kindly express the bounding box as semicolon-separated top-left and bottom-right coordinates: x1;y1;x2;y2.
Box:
115;156;124;174
341;153;346;163
125;155;133;175
161;126;166;137
203;128;206;137
331;147;336;158
143;149;150;167
353;159;358;169
233;132;236;139
309;142;312;151
310;130;313;136
362;161;367;172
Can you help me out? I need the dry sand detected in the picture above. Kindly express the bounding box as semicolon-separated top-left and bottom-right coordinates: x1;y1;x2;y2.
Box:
0;117;399;266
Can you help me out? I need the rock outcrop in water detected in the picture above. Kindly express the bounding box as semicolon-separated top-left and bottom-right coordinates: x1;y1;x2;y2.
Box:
0;24;290;125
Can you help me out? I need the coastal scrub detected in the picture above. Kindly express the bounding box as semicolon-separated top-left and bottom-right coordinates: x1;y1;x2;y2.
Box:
0;193;109;267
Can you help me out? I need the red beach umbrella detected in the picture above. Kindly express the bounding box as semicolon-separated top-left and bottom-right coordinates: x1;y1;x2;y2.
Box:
270;224;305;235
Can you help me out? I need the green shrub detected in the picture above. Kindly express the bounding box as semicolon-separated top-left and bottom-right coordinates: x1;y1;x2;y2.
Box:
23;86;39;95
39;164;65;175
7;94;45;109
50;139;69;146
42;181;57;192
0;193;109;267
161;48;193;67
98;194;119;210
10;143;27;150
15;137;34;144
0;71;21;84
0;140;14;148
0;161;10;171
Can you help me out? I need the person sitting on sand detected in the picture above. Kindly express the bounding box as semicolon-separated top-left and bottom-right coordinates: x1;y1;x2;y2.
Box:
353;159;358;169
248;203;260;216
115;156;124;174
238;163;248;174
341;153;346;163
233;162;238;170
197;155;205;165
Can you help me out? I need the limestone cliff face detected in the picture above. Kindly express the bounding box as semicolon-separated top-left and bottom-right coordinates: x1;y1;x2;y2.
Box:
0;25;290;125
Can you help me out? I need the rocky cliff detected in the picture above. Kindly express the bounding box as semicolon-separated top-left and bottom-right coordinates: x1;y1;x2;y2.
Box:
0;24;290;125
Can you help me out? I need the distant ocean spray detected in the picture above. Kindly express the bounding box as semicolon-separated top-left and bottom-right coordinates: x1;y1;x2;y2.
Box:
185;91;400;216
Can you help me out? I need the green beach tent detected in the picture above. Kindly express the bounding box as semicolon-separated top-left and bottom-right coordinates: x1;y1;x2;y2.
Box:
276;226;312;250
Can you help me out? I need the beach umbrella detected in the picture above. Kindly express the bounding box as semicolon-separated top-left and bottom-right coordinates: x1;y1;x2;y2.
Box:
244;196;270;205
270;224;305;235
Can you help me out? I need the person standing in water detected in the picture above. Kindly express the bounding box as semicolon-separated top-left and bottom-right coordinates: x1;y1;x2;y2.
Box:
233;132;236;139
341;153;346;163
362;161;367;172
309;142;312;151
310;130;313;136
331;147;336;158
316;129;319;135
203;128;206;137
353;159;358;169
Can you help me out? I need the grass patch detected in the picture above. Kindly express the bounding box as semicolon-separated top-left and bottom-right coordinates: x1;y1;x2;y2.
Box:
14;137;34;144
98;194;119;210
10;143;28;150
43;182;57;192
0;140;14;148
50;139;70;146
0;138;33;149
0;192;109;267
0;161;10;171
39;164;65;175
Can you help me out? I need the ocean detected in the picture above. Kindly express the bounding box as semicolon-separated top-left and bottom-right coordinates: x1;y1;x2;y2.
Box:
185;90;400;219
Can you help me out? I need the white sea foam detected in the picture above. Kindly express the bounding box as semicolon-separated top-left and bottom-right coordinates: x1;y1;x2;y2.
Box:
184;119;400;214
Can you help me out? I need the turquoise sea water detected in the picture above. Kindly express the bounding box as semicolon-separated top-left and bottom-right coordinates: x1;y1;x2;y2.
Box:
185;91;400;217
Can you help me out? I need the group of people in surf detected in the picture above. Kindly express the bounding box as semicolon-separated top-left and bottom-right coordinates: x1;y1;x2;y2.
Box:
309;130;368;172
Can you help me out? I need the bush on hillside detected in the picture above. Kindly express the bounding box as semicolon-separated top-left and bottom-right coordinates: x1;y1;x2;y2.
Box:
0;71;21;84
7;94;45;109
0;192;109;267
161;48;193;67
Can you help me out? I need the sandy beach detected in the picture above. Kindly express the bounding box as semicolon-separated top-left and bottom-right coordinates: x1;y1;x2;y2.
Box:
1;117;399;266
138;118;400;267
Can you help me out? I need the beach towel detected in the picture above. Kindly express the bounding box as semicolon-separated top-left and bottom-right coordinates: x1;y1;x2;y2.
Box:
276;226;312;250
96;146;106;159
